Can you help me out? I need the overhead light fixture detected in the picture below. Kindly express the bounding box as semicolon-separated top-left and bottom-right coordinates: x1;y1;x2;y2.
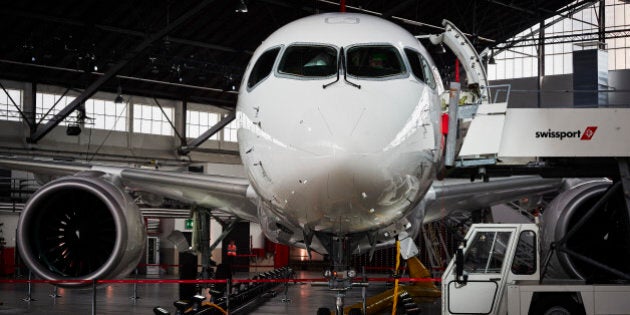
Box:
235;0;248;13
488;56;496;65
66;123;81;136
114;85;124;104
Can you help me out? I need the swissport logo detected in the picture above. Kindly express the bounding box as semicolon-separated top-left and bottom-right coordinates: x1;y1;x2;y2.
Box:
535;126;598;141
581;126;598;140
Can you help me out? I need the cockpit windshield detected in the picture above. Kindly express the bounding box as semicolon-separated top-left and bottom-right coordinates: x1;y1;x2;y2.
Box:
278;45;338;77
346;45;405;78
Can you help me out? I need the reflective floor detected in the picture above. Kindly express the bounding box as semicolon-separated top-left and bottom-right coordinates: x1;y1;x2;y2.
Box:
0;271;440;314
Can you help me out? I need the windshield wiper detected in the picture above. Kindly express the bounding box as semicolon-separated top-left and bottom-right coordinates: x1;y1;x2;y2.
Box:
341;48;361;89
323;47;360;89
322;49;341;89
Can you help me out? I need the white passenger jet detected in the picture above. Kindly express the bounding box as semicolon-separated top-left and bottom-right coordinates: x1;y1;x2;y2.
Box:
0;13;561;287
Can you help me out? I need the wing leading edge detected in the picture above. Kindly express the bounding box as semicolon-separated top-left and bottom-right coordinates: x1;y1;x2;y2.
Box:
0;156;259;223
423;176;565;223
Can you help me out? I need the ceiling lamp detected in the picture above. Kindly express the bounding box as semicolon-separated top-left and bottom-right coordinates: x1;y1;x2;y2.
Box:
235;0;248;13
114;85;124;104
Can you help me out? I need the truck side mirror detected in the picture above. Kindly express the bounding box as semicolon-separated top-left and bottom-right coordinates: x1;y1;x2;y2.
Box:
455;247;468;285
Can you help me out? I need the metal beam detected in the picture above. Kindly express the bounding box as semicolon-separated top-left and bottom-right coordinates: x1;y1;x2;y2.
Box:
2;8;250;55
208;219;237;253
0;81;28;123
598;0;606;49
178;111;235;155
381;0;415;18
0;59;238;98
537;20;545;108
153;97;185;144
617;158;630;234
28;0;219;143
497;27;630;48
492;1;595;55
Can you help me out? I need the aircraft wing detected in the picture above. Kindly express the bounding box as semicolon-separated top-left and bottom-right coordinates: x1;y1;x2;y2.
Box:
0;156;259;223
119;168;258;222
423;176;564;223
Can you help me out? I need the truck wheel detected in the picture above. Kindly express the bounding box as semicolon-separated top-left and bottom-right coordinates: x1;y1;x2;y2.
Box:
543;305;574;315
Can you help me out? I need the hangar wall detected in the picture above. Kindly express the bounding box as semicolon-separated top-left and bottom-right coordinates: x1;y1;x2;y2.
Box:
0;79;241;165
490;69;630;108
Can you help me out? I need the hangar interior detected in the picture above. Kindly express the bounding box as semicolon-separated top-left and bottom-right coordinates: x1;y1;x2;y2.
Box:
1;0;630;314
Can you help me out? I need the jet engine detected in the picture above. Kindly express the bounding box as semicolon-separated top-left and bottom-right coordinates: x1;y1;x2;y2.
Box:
17;173;146;287
541;180;630;281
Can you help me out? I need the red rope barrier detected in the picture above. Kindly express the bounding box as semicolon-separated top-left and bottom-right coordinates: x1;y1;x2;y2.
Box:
0;277;441;285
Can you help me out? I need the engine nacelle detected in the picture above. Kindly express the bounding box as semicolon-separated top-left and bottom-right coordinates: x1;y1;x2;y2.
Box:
541;180;630;281
17;173;146;287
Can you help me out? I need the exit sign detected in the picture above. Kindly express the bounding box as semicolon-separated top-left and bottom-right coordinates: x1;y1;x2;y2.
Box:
185;219;194;230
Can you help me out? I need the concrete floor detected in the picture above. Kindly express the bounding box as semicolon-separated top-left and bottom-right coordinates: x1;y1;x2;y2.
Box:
0;271;440;314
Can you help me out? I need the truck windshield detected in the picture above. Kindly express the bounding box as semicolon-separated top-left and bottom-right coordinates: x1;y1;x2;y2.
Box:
464;231;512;274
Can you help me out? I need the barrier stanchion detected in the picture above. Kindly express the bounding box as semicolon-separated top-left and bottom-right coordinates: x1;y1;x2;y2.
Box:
129;268;140;301
49;285;61;299
22;271;36;302
91;279;97;315
281;271;291;303
361;266;367;315
226;278;231;315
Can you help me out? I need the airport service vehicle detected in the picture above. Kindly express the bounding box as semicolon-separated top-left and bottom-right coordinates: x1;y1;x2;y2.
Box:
442;223;630;315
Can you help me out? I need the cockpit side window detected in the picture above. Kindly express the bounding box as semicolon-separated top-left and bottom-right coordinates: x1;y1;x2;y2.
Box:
346;45;405;78
404;49;436;89
247;47;281;89
278;45;338;77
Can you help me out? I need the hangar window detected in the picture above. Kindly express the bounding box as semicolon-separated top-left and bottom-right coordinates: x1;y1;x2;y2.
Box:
223;116;238;142
0;88;22;121
36;92;78;126
278;45;338;77
37;92;127;130
346;45;405;78
247;47;280;89
404;49;436;89
133;103;174;136
186;109;220;140
84;99;127;131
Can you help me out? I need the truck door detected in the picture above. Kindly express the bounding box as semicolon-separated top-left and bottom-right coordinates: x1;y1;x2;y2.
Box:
443;226;516;315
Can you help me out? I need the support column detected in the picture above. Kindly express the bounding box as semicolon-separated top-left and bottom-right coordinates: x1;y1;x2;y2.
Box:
618;158;630;232
200;209;211;280
599;0;606;50
537;20;545;108
26;82;37;135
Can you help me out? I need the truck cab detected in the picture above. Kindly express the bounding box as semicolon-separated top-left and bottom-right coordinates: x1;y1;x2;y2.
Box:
442;223;541;315
442;223;630;315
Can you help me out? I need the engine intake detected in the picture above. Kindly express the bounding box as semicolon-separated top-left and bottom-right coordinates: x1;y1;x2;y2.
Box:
17;174;146;287
541;180;630;281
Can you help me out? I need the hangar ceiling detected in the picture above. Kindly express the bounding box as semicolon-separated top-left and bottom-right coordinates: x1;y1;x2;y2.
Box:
1;0;588;109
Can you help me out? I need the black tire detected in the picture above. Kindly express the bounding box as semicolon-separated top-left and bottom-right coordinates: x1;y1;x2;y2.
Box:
543;305;573;315
529;293;585;315
317;307;331;315
348;308;362;315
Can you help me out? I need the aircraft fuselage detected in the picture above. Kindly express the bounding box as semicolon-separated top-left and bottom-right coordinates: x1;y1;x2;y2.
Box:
236;13;443;243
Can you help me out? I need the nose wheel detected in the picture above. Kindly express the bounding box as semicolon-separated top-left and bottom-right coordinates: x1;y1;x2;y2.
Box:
313;268;368;315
